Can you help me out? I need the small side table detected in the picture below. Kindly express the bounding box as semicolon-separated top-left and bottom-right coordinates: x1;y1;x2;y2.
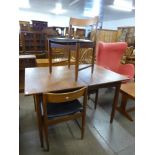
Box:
117;82;135;121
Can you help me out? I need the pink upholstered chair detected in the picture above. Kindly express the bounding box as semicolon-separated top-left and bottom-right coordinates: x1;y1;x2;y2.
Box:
96;42;135;79
90;42;135;109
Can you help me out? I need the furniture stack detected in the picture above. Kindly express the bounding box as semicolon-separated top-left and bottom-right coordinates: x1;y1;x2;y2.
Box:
19;20;135;66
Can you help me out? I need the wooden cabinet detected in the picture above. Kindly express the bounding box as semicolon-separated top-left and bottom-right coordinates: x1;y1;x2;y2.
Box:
20;31;46;52
19;20;48;54
94;29;118;43
32;20;47;31
19;55;36;92
19;21;31;31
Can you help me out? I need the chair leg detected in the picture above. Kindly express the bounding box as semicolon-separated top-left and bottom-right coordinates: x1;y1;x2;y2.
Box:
33;95;36;112
43;122;49;151
75;43;80;81
94;89;99;109
117;93;134;121
88;93;90;100
91;46;95;74
35;95;44;147
110;84;121;123
81;112;86;139
68;48;71;68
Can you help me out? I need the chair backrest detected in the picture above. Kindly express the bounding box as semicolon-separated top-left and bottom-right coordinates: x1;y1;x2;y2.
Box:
43;87;87;103
69;16;98;40
96;42;128;72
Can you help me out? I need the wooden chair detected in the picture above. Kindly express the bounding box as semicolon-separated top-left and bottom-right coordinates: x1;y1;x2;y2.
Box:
117;82;135;121
48;16;98;81
68;16;98;65
68;17;99;104
41;87;87;151
69;16;98;40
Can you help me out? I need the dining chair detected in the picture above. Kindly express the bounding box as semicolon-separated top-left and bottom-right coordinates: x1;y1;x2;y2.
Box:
41;87;87;151
68;16;98;39
48;16;98;81
68;16;98;64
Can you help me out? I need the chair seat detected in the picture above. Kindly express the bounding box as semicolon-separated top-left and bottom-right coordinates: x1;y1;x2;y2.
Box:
45;99;83;119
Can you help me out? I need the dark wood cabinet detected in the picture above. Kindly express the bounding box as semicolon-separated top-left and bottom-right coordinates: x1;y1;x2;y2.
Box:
20;31;46;52
19;55;36;92
32;20;48;31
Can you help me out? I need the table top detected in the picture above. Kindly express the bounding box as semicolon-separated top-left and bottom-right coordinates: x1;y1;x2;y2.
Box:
48;38;94;46
19;55;36;59
25;64;129;95
49;38;93;43
120;82;135;99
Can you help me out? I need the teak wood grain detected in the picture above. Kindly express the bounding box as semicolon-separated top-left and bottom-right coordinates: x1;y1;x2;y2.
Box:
25;65;128;95
120;82;135;99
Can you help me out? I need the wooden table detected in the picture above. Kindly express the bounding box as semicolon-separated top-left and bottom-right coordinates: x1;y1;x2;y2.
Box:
24;64;128;147
117;82;135;121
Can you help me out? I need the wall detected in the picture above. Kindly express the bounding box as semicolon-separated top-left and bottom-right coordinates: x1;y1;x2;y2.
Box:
102;17;135;30
18;10;70;27
19;10;135;30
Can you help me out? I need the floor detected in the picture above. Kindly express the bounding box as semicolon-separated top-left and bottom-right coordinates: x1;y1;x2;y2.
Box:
19;88;135;155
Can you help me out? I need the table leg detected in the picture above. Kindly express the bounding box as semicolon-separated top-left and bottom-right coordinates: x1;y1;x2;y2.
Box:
88;89;99;109
94;89;99;109
110;84;121;123
35;94;44;147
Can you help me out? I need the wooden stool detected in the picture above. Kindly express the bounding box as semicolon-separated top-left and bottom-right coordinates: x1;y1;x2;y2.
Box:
117;82;135;121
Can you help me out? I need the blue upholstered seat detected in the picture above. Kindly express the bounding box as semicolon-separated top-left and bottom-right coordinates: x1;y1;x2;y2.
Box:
42;99;83;119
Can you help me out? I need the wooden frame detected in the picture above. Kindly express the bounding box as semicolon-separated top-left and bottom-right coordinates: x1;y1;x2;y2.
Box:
48;16;99;81
42;87;87;151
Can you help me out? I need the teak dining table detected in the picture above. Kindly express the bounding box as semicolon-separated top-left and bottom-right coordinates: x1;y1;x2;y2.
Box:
24;64;128;147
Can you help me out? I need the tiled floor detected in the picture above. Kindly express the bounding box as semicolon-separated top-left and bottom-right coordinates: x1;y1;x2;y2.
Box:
19;88;135;155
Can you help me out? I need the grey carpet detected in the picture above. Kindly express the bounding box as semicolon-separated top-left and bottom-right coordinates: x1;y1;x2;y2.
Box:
92;88;135;137
19;88;135;155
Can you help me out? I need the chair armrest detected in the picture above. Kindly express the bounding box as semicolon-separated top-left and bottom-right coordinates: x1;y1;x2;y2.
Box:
118;64;135;79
